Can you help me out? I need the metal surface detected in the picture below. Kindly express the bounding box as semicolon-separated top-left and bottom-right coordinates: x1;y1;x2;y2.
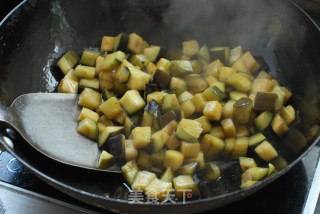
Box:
0;93;120;172
0;0;319;213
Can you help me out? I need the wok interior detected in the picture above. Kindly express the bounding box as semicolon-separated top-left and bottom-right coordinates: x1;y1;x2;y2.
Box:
0;0;319;211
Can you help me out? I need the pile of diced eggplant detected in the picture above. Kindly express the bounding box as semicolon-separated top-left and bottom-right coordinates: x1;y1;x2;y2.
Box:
56;32;296;200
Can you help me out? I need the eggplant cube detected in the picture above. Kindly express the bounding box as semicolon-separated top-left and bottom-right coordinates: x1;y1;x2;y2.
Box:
176;119;203;143
57;50;79;75
145;178;173;201
203;101;222;121
78;88;101;110
76;117;98;140
255;140;279;162
122;160;139;185
132;171;157;191
120;90;146;114
163;150;184;171
98;150;114;169
132;127;151;149
173;175;199;199
99;97;122;120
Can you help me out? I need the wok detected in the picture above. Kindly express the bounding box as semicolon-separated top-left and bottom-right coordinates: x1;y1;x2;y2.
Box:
0;0;319;213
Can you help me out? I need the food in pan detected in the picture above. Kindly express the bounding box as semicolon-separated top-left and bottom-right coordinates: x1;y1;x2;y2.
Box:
56;32;295;200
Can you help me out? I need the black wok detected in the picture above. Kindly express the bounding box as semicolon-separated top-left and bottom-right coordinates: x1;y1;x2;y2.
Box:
0;0;319;213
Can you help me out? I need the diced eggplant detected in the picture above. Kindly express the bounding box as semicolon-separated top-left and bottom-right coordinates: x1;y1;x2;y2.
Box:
239;157;257;172
182;40;200;58
58;79;78;94
200;134;225;160
193;117;210;135
180;142;200;158
99;51;125;72
98;150;114;169
120;90;146;114
147;91;167;105
191;60;203;74
203;101;223;121
79;78;99;92
209;125;225;139
204;59;223;77
199;162;221;181
122;160;139;185
251;78;275;94
223;137;235;156
280;105;296;125
150;130;170;152
162;94;180;113
271;114;289;136
131;126;151;149
167;87;188;97
218;67;237;83
124;116;135;138
177;162;199;176
156;58;171;73
57;50;79;75
98;126;124;148
170;77;187;89
145;178;173;201
152;69;172;89
129;54;150;68
144;46;161;62
241;167;269;183
231;137;249;160
81;49;100;66
77;117;98;140
125;139;138;161
101;36;115;52
229;46;243;65
170;60;193;77
185;74;208;93
227;73;252;92
249;133;266;147
114;60;131;84
197;45;210;62
202;86;226;102
166;133;181;150
78;88;101;110
176;119;203;143
210;47;230;64
240;180;258;189
137;150;152;169
233;97;253;124
99;97;123;120
255;140;279;162
106;134;126;165
126;65;151;91
180;100;196;118
229;90;247;101
113;33;129;52
161;167;175;183
221;118;236;137
160;111;178;128
191;93;207;113
132;171;157;191
253;92;278;111
127;33;144;54
74;65;96;79
173;175;199;199
78;107;99;122
151;149;167;168
163;150;184;171
254;111;273;131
